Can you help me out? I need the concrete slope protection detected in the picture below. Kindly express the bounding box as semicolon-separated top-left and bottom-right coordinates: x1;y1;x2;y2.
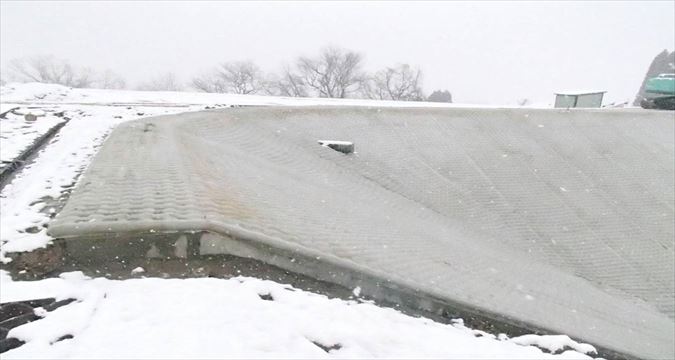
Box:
49;107;674;358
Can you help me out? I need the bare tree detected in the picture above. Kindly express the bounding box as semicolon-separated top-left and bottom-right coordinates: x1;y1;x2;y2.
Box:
137;72;182;91
295;47;365;98
218;61;263;94
8;55;95;88
96;70;126;89
192;60;265;94
365;64;424;101
266;65;308;97
192;71;227;93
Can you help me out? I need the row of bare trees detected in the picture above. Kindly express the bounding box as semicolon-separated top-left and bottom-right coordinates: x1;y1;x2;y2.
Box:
190;47;427;101
192;61;264;95
4;48;452;102
6;55;126;89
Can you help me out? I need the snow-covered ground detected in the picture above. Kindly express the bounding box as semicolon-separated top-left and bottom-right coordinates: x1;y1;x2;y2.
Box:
0;270;596;359
0;108;65;167
0;83;598;358
1;82;553;109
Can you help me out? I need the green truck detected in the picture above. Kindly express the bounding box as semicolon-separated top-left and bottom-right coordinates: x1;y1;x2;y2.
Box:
640;73;675;110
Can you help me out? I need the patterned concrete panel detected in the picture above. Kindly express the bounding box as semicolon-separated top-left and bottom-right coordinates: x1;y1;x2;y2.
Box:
49;107;674;358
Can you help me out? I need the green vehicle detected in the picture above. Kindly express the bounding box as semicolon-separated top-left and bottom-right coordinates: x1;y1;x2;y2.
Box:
640;73;675;110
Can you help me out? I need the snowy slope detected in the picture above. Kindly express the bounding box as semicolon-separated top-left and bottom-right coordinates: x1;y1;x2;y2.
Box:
0;83;599;359
0;82;539;259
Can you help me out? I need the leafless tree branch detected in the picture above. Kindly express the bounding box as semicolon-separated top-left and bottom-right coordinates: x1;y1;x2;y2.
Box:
8;55;96;88
191;61;266;94
295;47;365;98
365;64;424;101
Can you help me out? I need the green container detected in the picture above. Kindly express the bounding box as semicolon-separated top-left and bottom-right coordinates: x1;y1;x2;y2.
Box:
645;74;675;95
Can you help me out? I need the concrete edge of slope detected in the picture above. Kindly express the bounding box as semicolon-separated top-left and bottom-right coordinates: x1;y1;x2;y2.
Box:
4;228;635;360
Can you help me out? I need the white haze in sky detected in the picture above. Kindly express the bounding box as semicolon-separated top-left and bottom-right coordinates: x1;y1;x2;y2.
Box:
1;1;673;105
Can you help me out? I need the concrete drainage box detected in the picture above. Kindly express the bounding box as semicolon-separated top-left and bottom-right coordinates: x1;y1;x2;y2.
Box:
318;140;354;154
49;106;675;359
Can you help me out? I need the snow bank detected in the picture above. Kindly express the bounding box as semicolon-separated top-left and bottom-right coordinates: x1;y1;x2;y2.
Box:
0;271;596;359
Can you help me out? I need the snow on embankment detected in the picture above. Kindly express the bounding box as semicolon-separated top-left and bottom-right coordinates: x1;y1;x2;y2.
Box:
1;82;524;108
0;270;596;359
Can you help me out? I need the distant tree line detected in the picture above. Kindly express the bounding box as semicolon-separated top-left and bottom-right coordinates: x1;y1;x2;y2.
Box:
5;55;126;89
3;47;453;103
191;47;433;101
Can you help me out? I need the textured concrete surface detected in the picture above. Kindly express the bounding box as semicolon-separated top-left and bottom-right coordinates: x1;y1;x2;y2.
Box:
49;107;674;358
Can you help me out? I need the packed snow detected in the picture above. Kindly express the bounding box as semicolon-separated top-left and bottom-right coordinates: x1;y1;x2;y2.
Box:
0;270;596;359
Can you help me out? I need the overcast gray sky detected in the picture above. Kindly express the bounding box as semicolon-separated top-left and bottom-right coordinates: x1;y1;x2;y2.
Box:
1;1;673;105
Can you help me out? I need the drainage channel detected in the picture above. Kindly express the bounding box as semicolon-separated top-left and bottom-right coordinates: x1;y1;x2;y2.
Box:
0;231;630;360
0;119;69;191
